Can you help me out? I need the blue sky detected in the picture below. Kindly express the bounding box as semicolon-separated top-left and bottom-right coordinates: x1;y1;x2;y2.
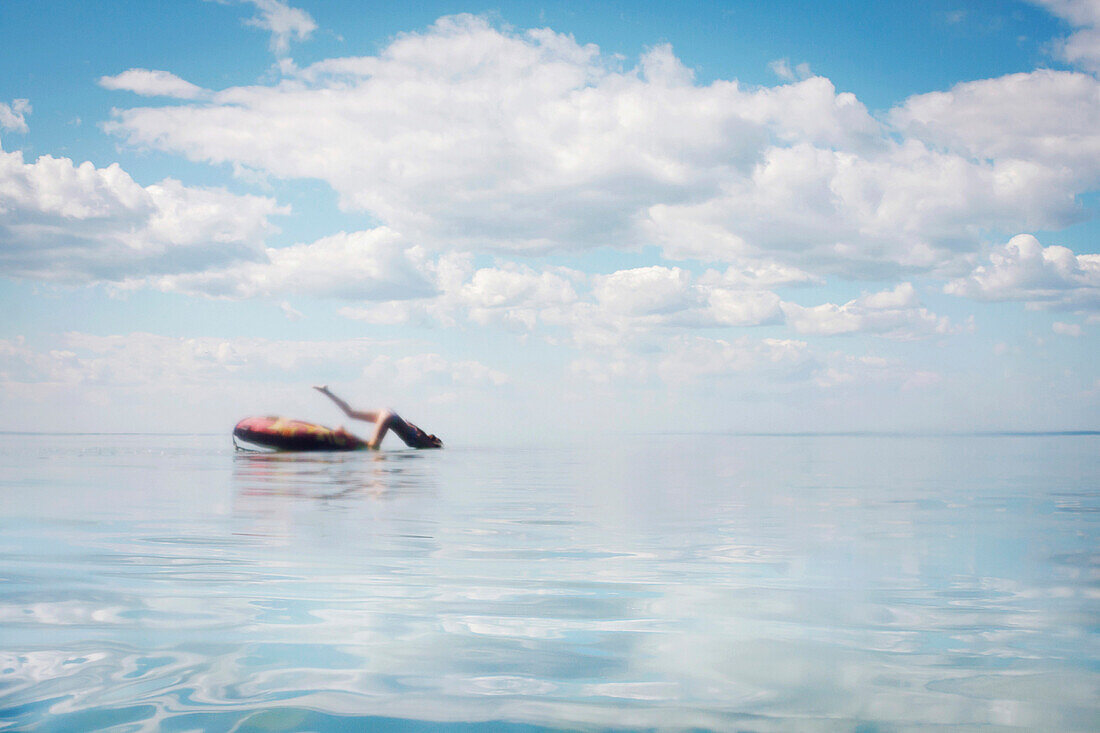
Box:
1;0;1098;440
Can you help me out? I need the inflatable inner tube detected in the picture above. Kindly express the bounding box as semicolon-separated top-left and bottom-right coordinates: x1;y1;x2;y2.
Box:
233;416;368;452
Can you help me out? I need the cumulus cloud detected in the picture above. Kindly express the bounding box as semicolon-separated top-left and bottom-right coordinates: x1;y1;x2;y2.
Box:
567;332;939;393
0;333;507;393
363;353;509;389
459;263;580;329
567;334;813;387
1032;0;1100;72
100;17;917;262
207;0;316;55
97;14;1097;279
699;261;821;288
245;0;316;54
768;58;811;82
815;352;942;391
0;99;30;133
99;69;209;100
645;139;1081;277
396;262;786;340
892;69;1100;184
339;258;956;351
1062;26;1100;71
782;283;958;340
592;266;695;316
0;142;286;282
142;227;439;300
279;301;304;320
0;333;377;386
0;328;915;399
340;259;580;330
655;335;811;383
1052;321;1083;336
586;265;788;330
944;234;1100;311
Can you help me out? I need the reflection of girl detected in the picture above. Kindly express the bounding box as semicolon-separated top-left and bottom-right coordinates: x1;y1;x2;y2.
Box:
314;386;443;449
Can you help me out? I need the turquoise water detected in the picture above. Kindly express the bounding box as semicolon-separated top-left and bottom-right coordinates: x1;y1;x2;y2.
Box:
1;433;1097;732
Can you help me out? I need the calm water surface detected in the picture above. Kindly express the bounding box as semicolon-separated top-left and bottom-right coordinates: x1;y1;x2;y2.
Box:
0;434;1097;731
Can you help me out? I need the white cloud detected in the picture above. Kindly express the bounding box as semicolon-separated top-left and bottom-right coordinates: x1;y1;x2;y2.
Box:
816;352;942;391
1031;0;1100;72
1036;0;1100;29
768;58;811;82
141;227;438;300
12;9;1090;379
362;353;509;389
279;301;304;320
698;262;821;288
342;259;955;346
537;265;788;346
0;332;509;434
1052;321;1083;336
944;234;1100;311
703;288;785;328
96;14;1096;279
98;69;209;100
592;266;695;315
571;331;941;392
892;69;1100;184
210;0;316;55
102;16;920;265
0;99;30;133
0;336;84;385
1061;26;1100;71
339;301;427;326
460;264;579;310
460;264;580;330
341;259;581;331
645;140;1081;277
0;329;942;435
0;142;286;282
567;333;814;386
582;265;788;330
343;260;776;344
0;332;508;396
782;283;956;340
655;335;811;383
245;0;316;54
0;333;377;386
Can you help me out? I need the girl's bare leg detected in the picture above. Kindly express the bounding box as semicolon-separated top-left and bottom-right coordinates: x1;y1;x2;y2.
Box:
367;409;397;449
316;388;438;449
315;385;381;423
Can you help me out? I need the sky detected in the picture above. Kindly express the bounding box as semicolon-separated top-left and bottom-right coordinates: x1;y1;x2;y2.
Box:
1;0;1098;441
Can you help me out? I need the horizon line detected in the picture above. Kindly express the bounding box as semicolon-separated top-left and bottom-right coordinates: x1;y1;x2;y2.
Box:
0;429;1098;438
649;430;1100;437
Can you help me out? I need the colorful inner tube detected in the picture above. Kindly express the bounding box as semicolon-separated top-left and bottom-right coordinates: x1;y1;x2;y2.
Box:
233;416;369;452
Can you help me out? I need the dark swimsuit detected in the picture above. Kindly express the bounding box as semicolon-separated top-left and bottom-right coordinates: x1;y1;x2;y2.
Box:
390;415;443;449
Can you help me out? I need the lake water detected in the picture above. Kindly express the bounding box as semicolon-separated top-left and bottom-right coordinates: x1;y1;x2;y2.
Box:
0;433;1097;732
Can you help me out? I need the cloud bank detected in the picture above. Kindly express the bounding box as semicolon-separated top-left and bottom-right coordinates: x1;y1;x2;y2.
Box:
945;234;1100;312
1;8;1097;435
0;142;285;282
99;15;1099;277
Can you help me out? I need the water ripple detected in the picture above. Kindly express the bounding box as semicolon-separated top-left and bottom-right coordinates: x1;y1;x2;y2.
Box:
0;433;1097;730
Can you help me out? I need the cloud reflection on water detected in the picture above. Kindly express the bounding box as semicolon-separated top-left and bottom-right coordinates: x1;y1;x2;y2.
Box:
0;434;1097;730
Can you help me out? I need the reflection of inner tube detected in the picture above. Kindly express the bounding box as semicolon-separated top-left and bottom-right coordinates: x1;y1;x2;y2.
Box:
233;416;368;452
